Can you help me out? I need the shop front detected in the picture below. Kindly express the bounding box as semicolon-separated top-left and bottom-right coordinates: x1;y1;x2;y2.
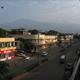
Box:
0;49;15;61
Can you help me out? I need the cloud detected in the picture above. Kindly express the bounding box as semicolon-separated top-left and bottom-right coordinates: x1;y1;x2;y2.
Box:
0;0;80;24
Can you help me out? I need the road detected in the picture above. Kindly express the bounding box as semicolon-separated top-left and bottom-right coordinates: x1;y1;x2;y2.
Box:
21;40;80;80
22;45;63;80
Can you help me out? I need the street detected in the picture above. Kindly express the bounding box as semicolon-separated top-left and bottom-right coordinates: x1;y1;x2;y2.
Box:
21;40;80;80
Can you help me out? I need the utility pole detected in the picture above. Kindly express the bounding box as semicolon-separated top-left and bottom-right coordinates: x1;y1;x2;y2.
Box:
37;33;40;64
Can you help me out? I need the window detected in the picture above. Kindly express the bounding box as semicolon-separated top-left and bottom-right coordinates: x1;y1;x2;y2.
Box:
0;43;2;48
2;43;5;48
12;42;15;47
15;42;17;46
10;42;12;47
5;42;11;47
7;42;10;47
5;42;7;47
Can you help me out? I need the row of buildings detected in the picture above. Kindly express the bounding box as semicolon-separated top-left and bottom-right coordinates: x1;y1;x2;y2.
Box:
0;30;74;61
0;38;16;61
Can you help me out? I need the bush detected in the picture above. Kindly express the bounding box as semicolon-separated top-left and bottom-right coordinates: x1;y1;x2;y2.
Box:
5;74;13;80
25;63;39;71
10;63;39;78
0;61;10;80
10;67;26;77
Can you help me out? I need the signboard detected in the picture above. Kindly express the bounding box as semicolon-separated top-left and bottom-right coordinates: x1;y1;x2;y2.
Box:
0;49;15;54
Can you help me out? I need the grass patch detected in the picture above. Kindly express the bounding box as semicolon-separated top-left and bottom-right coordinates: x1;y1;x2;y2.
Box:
25;63;39;71
10;63;39;78
10;68;26;77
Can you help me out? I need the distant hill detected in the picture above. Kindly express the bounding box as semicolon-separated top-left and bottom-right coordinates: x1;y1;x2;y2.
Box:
0;19;80;33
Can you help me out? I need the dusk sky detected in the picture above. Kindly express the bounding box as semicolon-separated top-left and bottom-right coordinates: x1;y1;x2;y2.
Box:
0;0;80;32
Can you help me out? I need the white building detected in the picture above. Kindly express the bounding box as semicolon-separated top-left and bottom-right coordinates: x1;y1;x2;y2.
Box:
11;34;58;52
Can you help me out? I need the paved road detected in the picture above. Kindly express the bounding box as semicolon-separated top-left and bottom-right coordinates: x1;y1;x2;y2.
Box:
21;40;80;80
22;45;64;80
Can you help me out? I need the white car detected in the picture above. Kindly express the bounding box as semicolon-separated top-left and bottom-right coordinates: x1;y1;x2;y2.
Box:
25;56;31;60
59;55;66;63
41;51;48;57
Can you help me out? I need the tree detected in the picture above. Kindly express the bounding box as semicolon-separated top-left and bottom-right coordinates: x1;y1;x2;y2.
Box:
0;61;10;80
0;28;8;37
47;30;59;35
10;28;25;35
74;34;80;39
23;39;34;52
28;29;39;34
17;38;34;52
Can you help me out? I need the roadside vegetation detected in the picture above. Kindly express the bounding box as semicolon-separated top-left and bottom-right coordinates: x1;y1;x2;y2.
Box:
0;61;12;80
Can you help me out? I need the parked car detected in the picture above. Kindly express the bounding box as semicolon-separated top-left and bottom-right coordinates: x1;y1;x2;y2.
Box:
15;52;31;60
15;50;24;56
21;53;31;60
59;55;66;63
17;49;25;53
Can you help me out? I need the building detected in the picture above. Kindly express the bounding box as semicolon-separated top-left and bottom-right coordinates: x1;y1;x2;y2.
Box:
23;34;58;51
65;34;73;41
58;34;73;43
10;34;58;52
0;38;17;61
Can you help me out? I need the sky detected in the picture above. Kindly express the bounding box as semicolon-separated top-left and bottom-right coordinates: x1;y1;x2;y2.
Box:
0;0;80;32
